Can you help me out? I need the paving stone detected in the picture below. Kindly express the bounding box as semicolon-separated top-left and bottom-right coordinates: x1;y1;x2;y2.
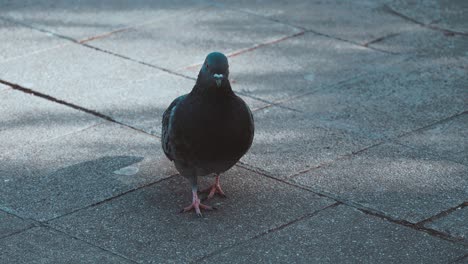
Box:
292;142;468;223
283;57;467;140
184;32;397;103
388;0;468;34
0;83;10;91
398;113;468;166
0;44;266;135
0;122;176;221
0;211;34;239
0;0;209;41
0;18;68;63
89;5;301;71
369;25;468;59
241;106;375;178
0;227;132;263
48;166;335;263
455;255;468;263
0;89;100;156
202;205;467;263
215;0;411;44
426;207;468;241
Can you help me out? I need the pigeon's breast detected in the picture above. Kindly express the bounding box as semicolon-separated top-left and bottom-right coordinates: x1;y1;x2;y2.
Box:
173;96;253;172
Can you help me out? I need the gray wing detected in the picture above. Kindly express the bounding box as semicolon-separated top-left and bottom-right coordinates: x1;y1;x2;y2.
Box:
161;95;186;161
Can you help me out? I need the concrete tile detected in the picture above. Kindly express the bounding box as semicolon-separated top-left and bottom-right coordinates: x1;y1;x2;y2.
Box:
241;106;375;178
49;166;335;263
0;89;100;155
370;25;468;59
283;57;467;139
0;44;266;135
0;18;68;63
0;211;34;239
0;227;132;263
0;122;176;221
89;5;301;71
455;255;468;263
215;0;411;44
426;207;468;241
0;0;209;41
388;0;468;34
0;83;10;91
202;205;467;263
184;32;397;103
398;113;468;166
292;142;468;223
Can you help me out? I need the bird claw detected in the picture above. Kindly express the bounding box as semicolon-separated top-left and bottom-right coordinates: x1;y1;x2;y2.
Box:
180;198;215;217
200;176;227;200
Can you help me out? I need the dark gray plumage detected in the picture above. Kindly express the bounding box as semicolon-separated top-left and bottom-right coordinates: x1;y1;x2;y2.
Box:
162;52;254;216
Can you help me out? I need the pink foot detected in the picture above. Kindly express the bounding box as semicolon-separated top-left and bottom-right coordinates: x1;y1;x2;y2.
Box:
200;175;226;200
180;191;215;217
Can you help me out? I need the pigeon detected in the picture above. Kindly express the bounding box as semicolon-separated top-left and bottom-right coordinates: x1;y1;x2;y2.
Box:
162;52;254;216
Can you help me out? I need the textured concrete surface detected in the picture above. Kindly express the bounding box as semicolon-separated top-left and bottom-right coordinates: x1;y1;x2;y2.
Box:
202;205;467;263
426;206;468;241
241;106;375;178
1;122;176;221
49;166;334;263
282;57;467;140
1;0;467;263
0;227;132;263
0;89;100;156
0;211;34;239
292;143;468;223
398;113;468;166
90;5;301;71
184;31;398;103
0;18;69;63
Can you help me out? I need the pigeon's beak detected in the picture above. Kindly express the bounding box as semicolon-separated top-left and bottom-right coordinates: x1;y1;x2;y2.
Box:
213;74;223;88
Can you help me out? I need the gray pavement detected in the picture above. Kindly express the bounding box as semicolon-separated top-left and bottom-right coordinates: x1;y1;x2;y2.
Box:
0;0;467;263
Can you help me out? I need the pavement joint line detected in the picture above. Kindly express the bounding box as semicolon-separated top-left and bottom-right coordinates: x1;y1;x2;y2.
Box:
192;202;341;263
285;140;386;180
0;78;157;138
0;225;37;241
394;110;468;141
416;202;468;227
227;31;306;58
183;30;307;70
305;29;400;55
383;5;468;37
44;224;140;264
203;0;308;32
44;173;179;223
0;15;198;82
2;13;393;115
206;1;400;55
356;207;468;247
363;32;401;47
392;140;468;167
78;27;132;44
235;162;329;199
290;181;468;247
237;160;468;246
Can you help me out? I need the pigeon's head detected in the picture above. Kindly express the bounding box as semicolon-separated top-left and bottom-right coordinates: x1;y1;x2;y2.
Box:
199;52;229;88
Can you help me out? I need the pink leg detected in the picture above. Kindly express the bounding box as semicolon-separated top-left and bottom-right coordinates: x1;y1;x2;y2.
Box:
181;189;214;217
200;175;226;200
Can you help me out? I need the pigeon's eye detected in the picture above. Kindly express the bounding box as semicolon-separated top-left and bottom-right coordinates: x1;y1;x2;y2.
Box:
205;64;209;69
